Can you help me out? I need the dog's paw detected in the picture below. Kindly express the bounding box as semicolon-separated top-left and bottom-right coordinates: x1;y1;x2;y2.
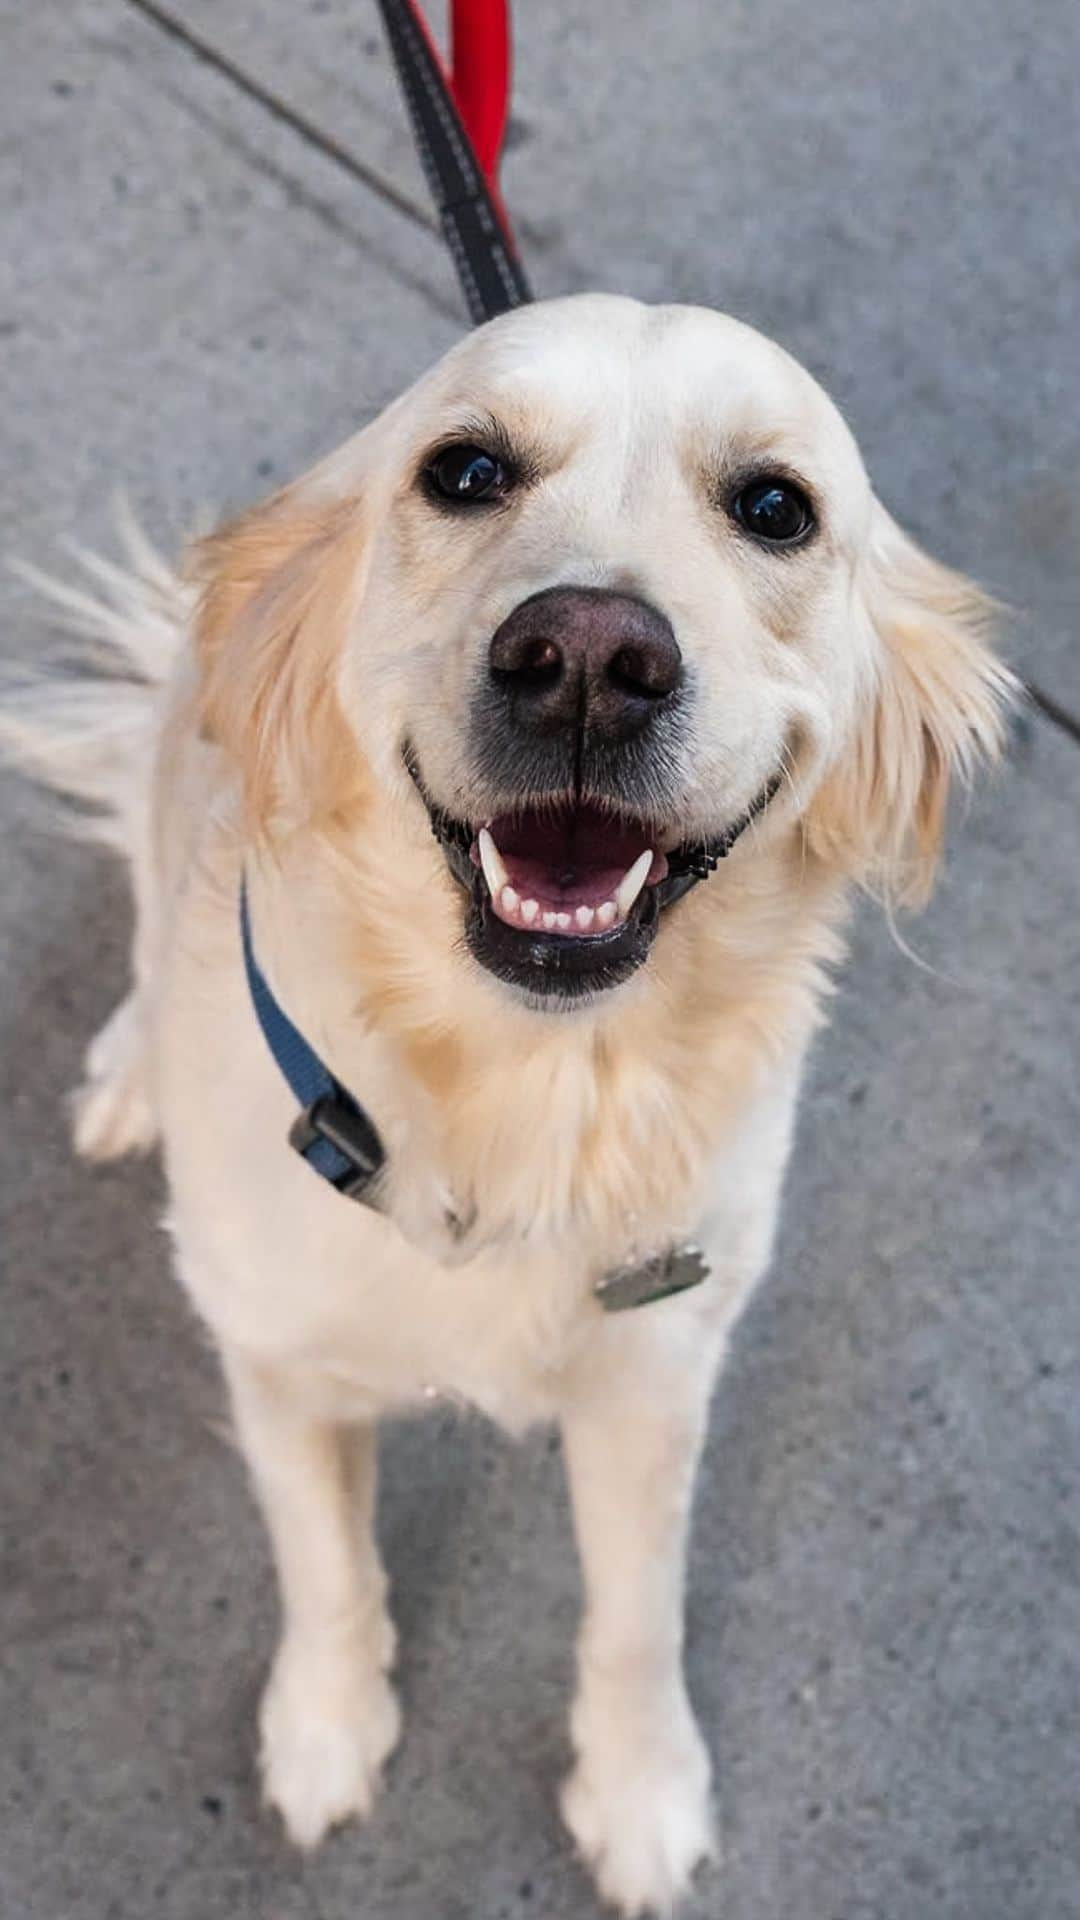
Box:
561;1698;715;1916
72;997;157;1160
259;1640;401;1849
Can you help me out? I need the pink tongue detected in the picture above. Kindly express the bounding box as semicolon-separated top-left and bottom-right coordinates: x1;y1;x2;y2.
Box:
498;856;634;912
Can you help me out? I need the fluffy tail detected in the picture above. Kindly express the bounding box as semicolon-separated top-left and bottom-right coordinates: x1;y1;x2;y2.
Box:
0;504;191;850
0;507;194;1158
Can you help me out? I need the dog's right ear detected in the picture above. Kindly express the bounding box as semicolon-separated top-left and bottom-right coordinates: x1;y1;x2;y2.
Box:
806;505;1015;906
191;489;368;834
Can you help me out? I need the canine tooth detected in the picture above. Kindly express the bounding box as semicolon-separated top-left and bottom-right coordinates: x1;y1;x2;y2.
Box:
477;827;508;899
596;900;617;929
575;905;595;931
521;898;539;925
542;911;558;930
556;912;572;931
501;885;519;914
614;849;653;919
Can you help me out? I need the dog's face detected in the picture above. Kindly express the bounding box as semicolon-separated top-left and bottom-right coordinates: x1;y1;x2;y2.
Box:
197;296;1010;1008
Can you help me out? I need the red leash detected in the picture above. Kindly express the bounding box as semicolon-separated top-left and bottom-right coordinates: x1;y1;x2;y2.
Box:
449;0;515;238
449;0;513;186
376;0;531;321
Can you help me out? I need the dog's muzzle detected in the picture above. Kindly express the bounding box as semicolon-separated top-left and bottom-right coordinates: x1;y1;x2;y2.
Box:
406;586;781;1002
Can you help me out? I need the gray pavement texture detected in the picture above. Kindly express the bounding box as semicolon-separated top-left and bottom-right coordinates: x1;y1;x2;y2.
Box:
1;4;1078;1918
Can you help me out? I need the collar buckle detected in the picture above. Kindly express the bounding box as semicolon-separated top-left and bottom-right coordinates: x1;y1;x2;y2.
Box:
289;1093;386;1204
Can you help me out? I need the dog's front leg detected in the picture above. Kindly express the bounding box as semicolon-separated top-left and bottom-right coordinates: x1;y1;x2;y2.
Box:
223;1350;400;1847
556;1308;724;1916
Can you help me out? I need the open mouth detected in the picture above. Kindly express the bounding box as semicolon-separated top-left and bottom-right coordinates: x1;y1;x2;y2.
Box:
405;751;781;1002
466;802;667;998
475;805;667;937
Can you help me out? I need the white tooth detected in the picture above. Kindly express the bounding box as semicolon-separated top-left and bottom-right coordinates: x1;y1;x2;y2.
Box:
542;911;558;930
501;885;519;914
575;905;595;931
521;898;539;925
556;912;572;931
614;849;653;920
596;899;617;929
477;827;508;899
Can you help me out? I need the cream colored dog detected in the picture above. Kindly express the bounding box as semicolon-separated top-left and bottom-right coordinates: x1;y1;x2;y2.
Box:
2;295;1013;1915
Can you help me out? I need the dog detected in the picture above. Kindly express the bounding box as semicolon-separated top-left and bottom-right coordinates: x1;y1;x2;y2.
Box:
1;294;1014;1916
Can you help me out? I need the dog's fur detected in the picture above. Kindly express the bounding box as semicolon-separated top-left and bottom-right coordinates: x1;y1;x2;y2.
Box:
1;296;1013;1915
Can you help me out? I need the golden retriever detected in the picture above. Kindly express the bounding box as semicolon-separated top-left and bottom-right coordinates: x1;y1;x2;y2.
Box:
1;294;1014;1915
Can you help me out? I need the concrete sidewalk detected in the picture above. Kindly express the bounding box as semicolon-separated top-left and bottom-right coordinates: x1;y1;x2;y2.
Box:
2;6;1078;1918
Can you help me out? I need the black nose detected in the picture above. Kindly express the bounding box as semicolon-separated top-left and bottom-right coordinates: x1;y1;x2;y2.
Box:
488;587;682;741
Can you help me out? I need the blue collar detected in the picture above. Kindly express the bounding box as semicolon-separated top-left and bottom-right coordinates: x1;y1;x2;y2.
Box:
239;884;711;1311
239;880;385;1203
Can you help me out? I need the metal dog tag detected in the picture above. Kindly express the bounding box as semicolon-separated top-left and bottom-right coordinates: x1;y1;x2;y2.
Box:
593;1243;710;1313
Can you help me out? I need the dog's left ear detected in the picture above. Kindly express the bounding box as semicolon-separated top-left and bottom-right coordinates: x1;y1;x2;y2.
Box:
191;488;368;835
807;503;1017;904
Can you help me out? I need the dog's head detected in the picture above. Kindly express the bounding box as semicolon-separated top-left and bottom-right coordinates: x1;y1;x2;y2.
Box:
196;295;1012;1009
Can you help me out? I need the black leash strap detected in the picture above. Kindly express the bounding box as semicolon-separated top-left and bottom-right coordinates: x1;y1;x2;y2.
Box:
375;0;532;323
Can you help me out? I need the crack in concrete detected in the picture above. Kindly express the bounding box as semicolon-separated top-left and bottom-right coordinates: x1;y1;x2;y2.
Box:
123;0;439;239
164;83;463;324
1024;679;1080;750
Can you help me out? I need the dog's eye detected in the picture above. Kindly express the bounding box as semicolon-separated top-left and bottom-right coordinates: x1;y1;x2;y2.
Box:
732;477;815;546
425;443;510;505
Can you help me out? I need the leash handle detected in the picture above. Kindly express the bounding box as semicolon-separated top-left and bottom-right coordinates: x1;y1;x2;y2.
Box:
376;0;533;323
